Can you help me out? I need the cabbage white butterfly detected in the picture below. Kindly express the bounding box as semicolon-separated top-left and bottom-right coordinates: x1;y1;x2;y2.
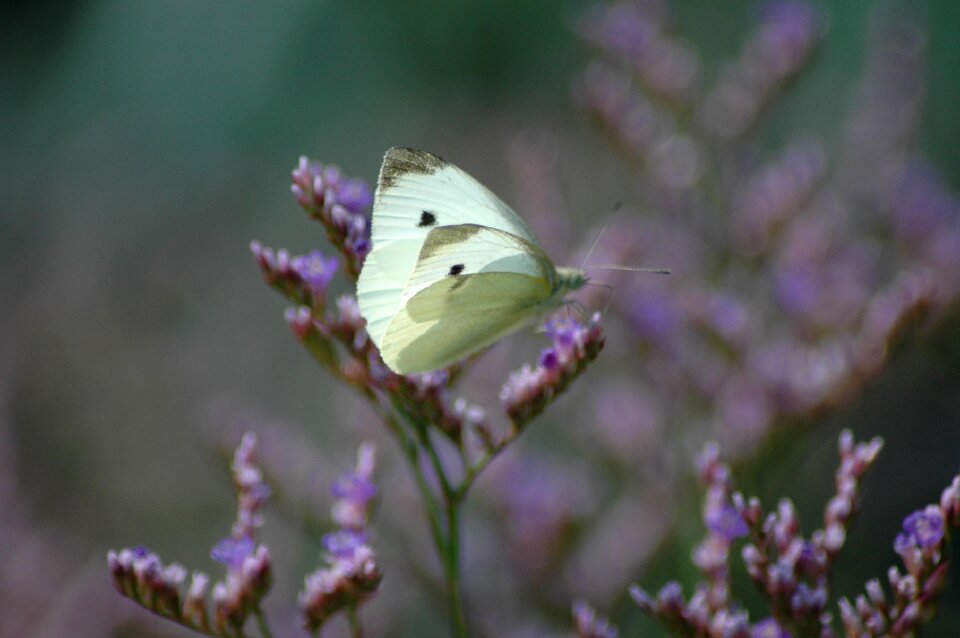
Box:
357;147;587;374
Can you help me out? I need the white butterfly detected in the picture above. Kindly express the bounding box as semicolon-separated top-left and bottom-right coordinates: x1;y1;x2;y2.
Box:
356;147;587;374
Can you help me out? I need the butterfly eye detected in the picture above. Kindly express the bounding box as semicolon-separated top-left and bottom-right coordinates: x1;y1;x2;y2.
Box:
448;264;465;276
418;211;437;227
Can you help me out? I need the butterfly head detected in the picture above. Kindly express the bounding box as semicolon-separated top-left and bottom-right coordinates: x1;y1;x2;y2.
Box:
555;266;588;294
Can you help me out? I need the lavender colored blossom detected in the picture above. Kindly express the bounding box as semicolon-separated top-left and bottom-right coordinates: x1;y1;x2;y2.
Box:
299;442;382;632
572;601;619;638
706;504;749;541
331;442;377;530
337;177;374;214
299;544;382;633
498;313;605;429
107;433;273;636
539;347;559;370
752;617;790;638
632;431;960;638
291;250;339;295
289;156;372;276
210;536;255;571
321;530;369;559
899;505;945;549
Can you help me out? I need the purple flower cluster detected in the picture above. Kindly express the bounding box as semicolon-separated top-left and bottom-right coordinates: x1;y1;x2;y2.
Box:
700;0;823;140
108;433;272;636
578;1;699;104
499;314;606;429
290;156;373;276
250;241;339;310
573;600;618;638
299;442;382;632
571;0;960;468
625;430;960;638
837;478;960;637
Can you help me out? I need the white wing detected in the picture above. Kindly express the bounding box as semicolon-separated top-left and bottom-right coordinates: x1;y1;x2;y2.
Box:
378;224;558;373
357;148;540;349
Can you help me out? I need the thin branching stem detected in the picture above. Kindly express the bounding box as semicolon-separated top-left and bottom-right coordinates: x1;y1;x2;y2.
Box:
347;605;363;638
253;608;273;638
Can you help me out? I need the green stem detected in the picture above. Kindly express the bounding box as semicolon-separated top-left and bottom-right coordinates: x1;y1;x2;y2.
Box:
420;429;455;500
442;497;468;638
364;390;470;636
253;608;273;638
347;605;363;638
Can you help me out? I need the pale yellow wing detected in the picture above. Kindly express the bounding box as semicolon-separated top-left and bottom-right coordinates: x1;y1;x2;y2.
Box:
380;271;555;374
399;223;556;304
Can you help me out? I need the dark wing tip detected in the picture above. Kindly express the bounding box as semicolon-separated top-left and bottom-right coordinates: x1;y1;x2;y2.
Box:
379;148;448;190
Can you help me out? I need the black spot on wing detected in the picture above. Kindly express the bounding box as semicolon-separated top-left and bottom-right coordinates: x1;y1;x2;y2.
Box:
418;211;437;227
448;264;465;276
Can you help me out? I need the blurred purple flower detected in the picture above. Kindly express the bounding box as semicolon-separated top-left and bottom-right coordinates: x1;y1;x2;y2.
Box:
629;290;681;341
331;442;377;530
539;347;559;370
706;504;749;540
210;536;255;571
338;177;374;214
299;442;381;632
500;314;605;428
752;617;790;638
572;600;619;638
755;0;823;75
321;530;369;559
331;472;377;504
291;250;339;295
900;505;945;549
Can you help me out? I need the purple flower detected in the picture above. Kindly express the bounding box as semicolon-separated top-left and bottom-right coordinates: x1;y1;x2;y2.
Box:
331;472;377;505
499;364;546;409
331;442;377;529
321;530;369;559
753;617;791;638
774;267;820;315
539;347;559;370
350;236;371;258
338;178;374;214
572;600;619;638
901;506;945;548
893;161;959;243
211;536;255;571
544;316;580;351
579;2;657;58
657;580;685;611
291;250;339;294
756;0;822;75
706;504;750;540
629;291;681;341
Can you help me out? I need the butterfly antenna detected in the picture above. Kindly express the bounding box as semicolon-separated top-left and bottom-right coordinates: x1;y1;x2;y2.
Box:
588;265;672;274
579;218;612;271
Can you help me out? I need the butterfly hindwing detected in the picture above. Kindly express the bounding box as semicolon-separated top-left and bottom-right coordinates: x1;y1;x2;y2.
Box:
357;148;538;348
400;224;556;304
380;272;554;374
378;224;559;373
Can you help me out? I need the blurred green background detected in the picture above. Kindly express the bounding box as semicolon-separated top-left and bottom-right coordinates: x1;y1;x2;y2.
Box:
3;1;959;636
